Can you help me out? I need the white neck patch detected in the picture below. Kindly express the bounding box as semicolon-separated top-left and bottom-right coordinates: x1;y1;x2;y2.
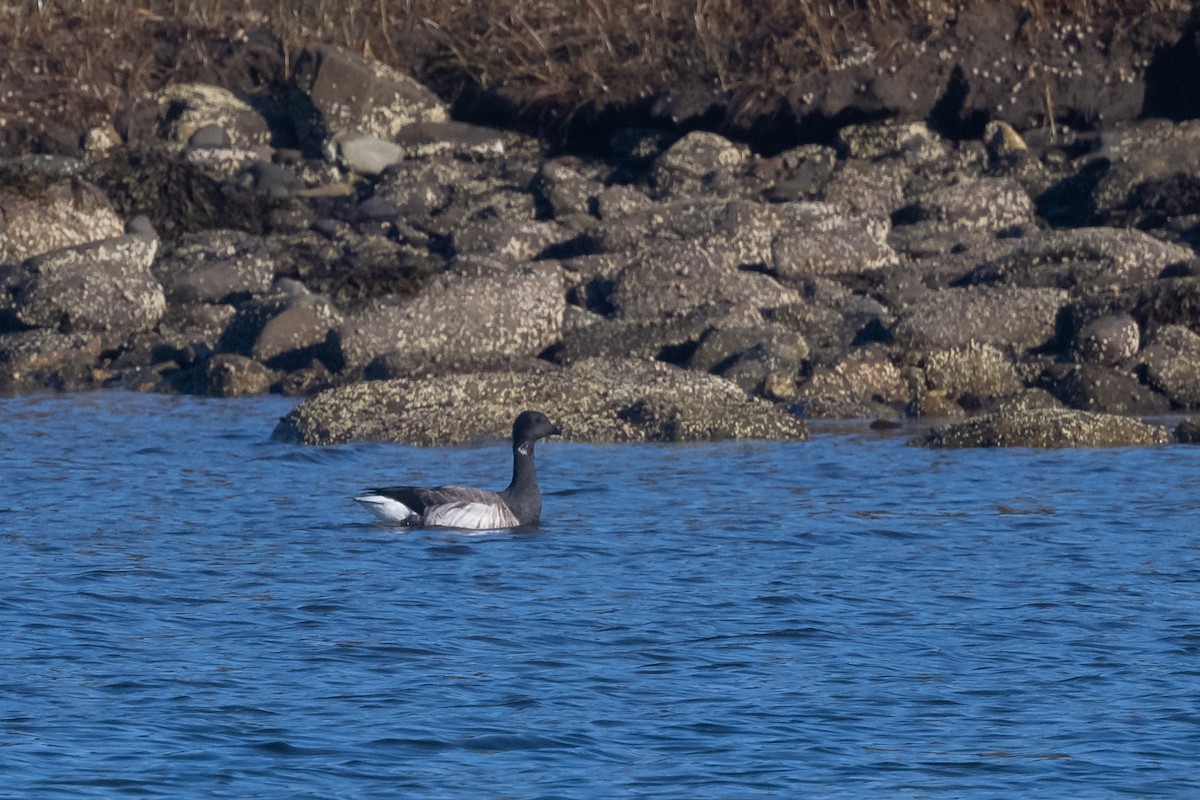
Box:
518;442;531;456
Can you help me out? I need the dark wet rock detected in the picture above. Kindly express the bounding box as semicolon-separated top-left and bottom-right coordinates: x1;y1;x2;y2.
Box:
393;120;507;159
964;227;1194;290
14;223;164;336
1138;325;1200;407
912;408;1171;449
1050;363;1171;415
290;44;448;155
1129;278;1200;336
217;280;342;371
1091;120;1200;221
559;311;715;365
195;353;278;397
0;178;123;264
595;184;654;219
648;131;750;200
157;230;279;304
286;229;440;310
1175;418;1200;444
273;357;808;445
0;329;103;393
891;286;1069;354
188;123;232;149
688;324;808;397
336;263;564;370
533;158;603;219
1072;313;1140;366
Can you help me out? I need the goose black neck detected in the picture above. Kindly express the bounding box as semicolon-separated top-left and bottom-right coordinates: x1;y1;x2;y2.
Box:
501;438;542;523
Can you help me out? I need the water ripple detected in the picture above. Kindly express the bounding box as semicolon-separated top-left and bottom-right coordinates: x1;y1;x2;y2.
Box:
1;394;1198;797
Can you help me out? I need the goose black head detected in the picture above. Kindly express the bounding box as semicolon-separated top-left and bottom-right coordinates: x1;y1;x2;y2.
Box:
512;410;562;446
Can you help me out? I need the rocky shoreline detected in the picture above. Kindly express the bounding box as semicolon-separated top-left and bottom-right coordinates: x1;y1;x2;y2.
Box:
4;39;1200;447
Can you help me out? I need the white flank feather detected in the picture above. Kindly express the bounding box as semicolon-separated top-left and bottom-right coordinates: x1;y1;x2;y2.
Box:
354;494;419;524
423;502;520;530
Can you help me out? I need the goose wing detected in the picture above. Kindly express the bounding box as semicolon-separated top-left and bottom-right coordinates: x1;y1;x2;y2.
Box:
361;485;518;529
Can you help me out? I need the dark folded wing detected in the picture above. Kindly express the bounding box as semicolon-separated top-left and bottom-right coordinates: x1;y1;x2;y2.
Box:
368;484;503;515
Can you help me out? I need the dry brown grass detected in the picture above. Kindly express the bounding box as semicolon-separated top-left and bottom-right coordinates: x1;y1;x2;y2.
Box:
0;0;1191;130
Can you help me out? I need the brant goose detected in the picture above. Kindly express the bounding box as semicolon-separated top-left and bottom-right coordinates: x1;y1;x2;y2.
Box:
354;410;562;529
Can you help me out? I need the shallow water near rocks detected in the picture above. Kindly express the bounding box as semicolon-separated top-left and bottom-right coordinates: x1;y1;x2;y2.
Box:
2;392;1198;798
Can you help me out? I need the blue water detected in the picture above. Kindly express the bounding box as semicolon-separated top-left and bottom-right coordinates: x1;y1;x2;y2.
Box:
1;393;1198;798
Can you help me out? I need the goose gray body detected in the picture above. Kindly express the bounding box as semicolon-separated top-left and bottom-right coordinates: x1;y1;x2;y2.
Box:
354;411;561;530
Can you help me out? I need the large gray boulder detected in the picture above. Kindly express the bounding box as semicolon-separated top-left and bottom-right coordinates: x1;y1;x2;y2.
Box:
648;131;749;199
272;357;809;445
964;227;1194;289
14;220;164;336
0;179;123;265
157;230;279;304
891;286;1068;354
291;44;448;153
138;83;272;151
1138;325;1200;407
337;264;564;370
610;239;800;320
900;176;1033;234
912;407;1171;448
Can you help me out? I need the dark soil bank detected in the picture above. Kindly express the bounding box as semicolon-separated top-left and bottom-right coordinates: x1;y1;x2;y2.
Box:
3;2;1200;446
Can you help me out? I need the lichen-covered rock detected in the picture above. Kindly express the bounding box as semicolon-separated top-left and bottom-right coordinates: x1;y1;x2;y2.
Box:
649;131;749;199
822;159;908;219
143;83;272;151
157;230;279;304
290;44;449;153
393;120;508;159
336;263;564;369
965;227;1193;289
1072;313;1140;365
900;176;1032;233
452;217;576;262
534;158;604;218
795;350;907;419
1138;325;1200;407
610;239;800;320
920;343;1024;402
771;222;898;278
891;286;1068;353
0;179;123;264
837;121;948;163
912;408;1171;448
0;329;103;393
272;357;809;445
14;224;163;336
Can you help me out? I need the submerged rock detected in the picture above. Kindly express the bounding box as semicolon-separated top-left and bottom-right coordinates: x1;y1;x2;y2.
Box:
911;407;1170;448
